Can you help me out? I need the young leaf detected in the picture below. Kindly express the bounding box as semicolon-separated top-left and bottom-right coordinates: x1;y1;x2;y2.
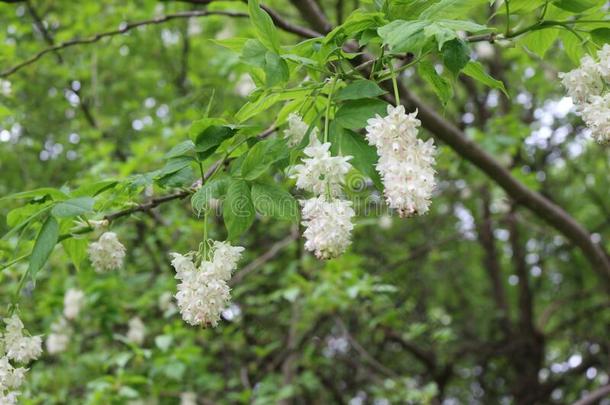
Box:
27;215;59;279
552;0;599;12
417;60;453;106
194;126;237;160
158;156;195;177
461;61;508;96
335;80;387;101
165;140;195;159
335;99;388;129
241;138;289;180
251;182;298;220
0;187;68;202
51;197;95;218
248;0;280;52
264;52;289;86
71;180;118;197
378;20;429;53
223;179;255;239
590;28;610;46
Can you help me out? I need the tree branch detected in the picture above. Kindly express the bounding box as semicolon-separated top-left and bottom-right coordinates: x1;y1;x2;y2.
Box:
0;10;248;78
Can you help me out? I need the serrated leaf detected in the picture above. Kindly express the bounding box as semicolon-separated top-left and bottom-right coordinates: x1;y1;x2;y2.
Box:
248;0;280;52
51;197;95;218
521;28;559;57
241;138;289;180
417;59;453;105
335;80;387;101
461;60;508;96
420;0;489;20
251;182;298;220
559;30;585;64
335;99;389;129
27;216;59;279
223;180;255;239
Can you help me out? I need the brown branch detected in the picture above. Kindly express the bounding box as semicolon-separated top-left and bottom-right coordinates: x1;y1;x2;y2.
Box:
0;10;248;78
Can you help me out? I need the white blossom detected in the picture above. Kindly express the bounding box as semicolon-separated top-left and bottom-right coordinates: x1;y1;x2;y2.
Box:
158;291;177;314
283;113;316;147
0;390;20;405
88;232;126;272
46;318;70;355
180;392;198;405
2;315;42;363
596;43;610;82
170;242;243;327
0;357;26;390
300;196;355;260
559;55;603;105
291;137;353;197
365;105;436;217
210;241;244;281
126;317;146;345
63;288;85;320
581;94;610;144
0;80;11;97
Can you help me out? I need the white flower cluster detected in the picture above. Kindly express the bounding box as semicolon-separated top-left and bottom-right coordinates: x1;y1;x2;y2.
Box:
170;241;244;327
88;232;126;272
126;317;146;345
0;315;42;404
46;318;70;355
290;134;355;259
365;105;436;217
180;392;198;405
291;137;353;197
63;288;85;320
283;113;317;147
301;197;355;259
560;44;610;143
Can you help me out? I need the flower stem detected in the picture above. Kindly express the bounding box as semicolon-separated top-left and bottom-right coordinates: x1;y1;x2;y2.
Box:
389;60;400;105
324;77;337;143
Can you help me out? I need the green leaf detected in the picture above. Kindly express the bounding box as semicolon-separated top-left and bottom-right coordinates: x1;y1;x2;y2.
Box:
0;187;68;202
331;126;382;190
165;140;195;159
241;138;289;180
417;60;453;105
461;61;508;96
420;0;488;20
442;39;470;75
62;237;88;271
156;166;194;189
335;99;389;129
335;80;387;101
378;20;429;53
248;0;280;52
590;28;610;46
223;179;255;239
520;28;559;57
27;216;59;279
51;197;95;218
191;178;229;213
264;52;289;86
559;30;585;64
2;204;52;241
194;126;236;155
71;180;118;197
158;156;195;177
251;182;298;220
552;0;599;12
241;39;268;68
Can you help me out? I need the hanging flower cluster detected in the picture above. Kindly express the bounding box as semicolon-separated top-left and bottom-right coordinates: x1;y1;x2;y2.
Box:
170;241;244;327
63;288;85;320
290;133;355;259
0;315;42;404
365;105;436;217
46;318;71;355
126;317;146;345
559;44;610;144
88;232;126;272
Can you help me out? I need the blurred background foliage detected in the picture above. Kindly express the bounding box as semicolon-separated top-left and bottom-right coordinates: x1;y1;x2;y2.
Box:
0;0;609;404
